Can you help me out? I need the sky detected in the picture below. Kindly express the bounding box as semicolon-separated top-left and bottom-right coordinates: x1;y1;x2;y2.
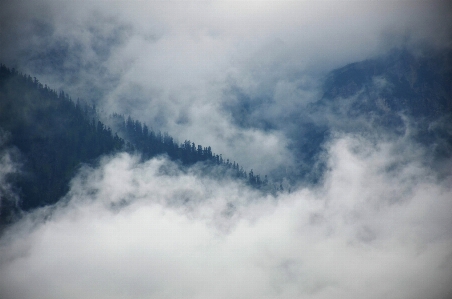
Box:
1;0;452;298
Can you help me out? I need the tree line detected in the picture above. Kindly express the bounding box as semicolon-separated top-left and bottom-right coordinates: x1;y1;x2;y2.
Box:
110;113;269;186
0;64;271;224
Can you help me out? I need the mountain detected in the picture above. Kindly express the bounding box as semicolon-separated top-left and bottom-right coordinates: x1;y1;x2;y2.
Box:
300;48;452;171
0;66;125;222
0;65;267;224
345;49;451;152
321;48;452;122
1;48;451;224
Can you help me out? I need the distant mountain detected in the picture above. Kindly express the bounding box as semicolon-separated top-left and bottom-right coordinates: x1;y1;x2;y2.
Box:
321;48;452;121
328;48;451;153
305;48;452;162
268;48;452;185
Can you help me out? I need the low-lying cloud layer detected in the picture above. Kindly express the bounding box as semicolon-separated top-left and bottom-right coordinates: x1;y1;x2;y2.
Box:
1;134;451;299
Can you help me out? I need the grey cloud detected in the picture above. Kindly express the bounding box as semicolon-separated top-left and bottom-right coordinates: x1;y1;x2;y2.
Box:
1;2;451;294
0;130;21;219
0;133;451;299
2;0;451;176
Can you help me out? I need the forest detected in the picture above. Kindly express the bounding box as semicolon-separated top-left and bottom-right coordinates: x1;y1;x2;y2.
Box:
2;48;451;225
0;64;269;224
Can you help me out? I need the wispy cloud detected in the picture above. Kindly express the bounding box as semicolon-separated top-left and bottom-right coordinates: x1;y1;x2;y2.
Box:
1;0;451;174
0;130;21;215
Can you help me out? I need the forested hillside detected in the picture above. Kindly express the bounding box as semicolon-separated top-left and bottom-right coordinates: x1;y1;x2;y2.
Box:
297;49;452;170
0;65;123;222
2;49;451;225
319;48;452;157
0;65;266;224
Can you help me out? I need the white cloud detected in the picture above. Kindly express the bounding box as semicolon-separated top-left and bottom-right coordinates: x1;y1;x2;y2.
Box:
1;134;451;299
0;130;21;212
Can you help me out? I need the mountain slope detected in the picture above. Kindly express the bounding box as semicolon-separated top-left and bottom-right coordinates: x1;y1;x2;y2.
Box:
338;49;451;155
0;65;267;224
1;48;451;223
320;48;452;127
307;48;452;157
0;65;126;221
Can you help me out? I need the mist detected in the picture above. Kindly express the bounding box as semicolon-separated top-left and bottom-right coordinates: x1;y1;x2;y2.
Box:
1;1;452;298
1;0;451;174
0;133;451;299
0;130;21;214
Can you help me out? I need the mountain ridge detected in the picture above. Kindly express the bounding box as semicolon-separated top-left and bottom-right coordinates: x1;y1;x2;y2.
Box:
0;65;267;225
1;47;451;225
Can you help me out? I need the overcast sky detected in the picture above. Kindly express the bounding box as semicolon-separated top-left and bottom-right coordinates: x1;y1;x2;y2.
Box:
1;1;452;298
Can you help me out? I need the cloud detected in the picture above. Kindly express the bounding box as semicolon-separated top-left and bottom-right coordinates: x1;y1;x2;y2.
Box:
0;130;21;216
1;133;451;299
1;2;451;297
1;0;451;175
